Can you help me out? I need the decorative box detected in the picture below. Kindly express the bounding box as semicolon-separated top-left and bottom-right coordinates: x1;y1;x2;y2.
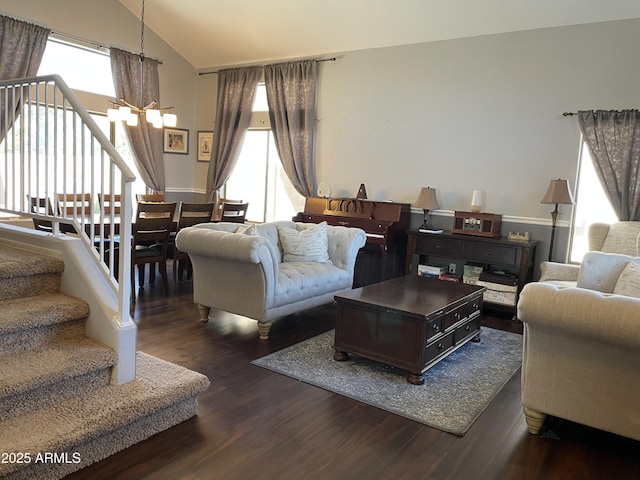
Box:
452;211;502;238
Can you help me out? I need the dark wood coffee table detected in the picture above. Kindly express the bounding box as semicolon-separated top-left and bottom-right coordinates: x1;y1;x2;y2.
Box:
333;275;486;384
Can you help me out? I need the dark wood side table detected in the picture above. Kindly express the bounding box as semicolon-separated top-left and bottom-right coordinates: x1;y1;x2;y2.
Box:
405;231;538;313
333;275;485;385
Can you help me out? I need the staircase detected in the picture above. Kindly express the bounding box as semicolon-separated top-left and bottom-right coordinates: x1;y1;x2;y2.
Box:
0;243;210;480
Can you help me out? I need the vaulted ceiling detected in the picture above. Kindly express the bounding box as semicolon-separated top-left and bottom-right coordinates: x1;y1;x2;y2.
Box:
118;0;640;70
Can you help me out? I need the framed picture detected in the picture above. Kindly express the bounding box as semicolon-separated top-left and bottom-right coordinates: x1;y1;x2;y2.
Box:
163;128;189;155
197;131;213;162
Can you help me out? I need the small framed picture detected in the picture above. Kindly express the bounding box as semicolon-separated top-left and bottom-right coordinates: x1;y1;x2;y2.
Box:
197;131;213;162
163;127;189;155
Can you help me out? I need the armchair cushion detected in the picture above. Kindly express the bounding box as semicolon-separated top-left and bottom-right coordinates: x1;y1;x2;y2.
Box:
576;251;637;293
614;261;640;298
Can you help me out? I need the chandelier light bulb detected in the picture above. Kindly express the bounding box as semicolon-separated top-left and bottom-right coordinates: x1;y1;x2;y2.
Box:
118;106;132;121
127;113;139;127
163;112;177;127
145;108;160;123
152;116;163;128
107;108;120;122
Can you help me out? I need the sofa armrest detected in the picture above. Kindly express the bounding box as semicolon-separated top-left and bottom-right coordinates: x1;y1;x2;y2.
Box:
518;282;640;349
176;227;278;275
326;225;367;272
539;261;580;283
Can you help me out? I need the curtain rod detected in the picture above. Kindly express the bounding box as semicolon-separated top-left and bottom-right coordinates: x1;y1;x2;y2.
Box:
50;30;163;64
198;57;337;76
562;112;577;116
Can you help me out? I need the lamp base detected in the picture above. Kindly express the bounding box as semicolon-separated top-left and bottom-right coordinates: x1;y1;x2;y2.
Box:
419;221;442;233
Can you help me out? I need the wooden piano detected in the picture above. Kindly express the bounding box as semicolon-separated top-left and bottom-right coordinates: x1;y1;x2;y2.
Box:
294;197;411;286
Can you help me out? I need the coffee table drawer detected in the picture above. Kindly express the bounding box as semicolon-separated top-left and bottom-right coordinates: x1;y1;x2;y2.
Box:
426;315;444;342
443;297;482;331
454;315;481;344
425;331;455;364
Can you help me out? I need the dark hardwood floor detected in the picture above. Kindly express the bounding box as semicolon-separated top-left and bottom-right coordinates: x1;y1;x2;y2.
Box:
66;276;640;480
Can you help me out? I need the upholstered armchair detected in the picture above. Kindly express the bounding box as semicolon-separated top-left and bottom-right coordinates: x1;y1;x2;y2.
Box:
518;251;640;441
539;221;640;286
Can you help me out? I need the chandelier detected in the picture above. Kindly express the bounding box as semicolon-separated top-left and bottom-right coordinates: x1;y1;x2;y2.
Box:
107;0;176;128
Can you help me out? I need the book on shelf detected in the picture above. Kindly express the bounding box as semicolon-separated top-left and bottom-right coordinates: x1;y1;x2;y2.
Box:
418;264;448;276
438;273;463;282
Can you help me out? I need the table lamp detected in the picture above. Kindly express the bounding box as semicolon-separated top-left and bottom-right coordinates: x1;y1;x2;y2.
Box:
540;178;575;261
414;187;440;231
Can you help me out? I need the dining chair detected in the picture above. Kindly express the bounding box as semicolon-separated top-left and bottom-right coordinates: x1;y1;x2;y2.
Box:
27;195;55;233
170;201;215;290
214;197;242;220
98;193;122;216
219;201;249;223
131;201;177;299
96;193;122;245
136;193;165;202
56;193;93;217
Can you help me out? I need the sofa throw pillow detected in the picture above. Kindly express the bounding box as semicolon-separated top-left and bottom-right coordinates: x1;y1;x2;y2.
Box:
236;224;255;236
277;222;331;264
613;261;640;298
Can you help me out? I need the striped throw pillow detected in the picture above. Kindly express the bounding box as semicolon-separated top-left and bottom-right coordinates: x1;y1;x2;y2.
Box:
277;222;331;264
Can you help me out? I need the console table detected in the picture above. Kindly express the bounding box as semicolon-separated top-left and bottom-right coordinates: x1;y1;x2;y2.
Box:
405;231;538;313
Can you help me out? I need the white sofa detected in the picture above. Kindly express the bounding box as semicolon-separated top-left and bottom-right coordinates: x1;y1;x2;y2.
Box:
517;251;640;440
175;221;366;339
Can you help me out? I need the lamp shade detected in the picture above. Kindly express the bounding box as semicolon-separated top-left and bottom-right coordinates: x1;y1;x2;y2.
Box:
414;187;440;210
540;179;575;205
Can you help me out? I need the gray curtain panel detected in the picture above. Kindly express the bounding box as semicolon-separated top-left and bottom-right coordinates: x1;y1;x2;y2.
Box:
110;48;165;194
264;60;318;197
205;66;261;202
0;15;50;143
578;110;640;221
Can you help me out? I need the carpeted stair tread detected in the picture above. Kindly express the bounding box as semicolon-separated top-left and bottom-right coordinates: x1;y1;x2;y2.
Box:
0;244;64;279
0;352;210;478
0;336;116;398
0;293;90;335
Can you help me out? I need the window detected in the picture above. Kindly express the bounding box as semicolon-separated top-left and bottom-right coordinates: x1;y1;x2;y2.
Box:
569;140;617;262
38;38;115;97
37;38;144;196
224;84;304;223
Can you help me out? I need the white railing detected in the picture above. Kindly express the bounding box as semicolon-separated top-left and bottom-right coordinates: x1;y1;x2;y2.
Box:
0;74;135;319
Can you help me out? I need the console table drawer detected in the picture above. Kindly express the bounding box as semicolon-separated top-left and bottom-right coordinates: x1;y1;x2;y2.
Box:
415;236;463;257
425;331;455;364
462;243;517;265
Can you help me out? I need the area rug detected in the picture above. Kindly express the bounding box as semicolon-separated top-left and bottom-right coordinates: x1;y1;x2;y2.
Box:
251;327;522;436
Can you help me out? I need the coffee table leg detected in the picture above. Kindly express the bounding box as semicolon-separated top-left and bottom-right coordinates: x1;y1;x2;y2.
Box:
407;372;425;385
333;350;349;361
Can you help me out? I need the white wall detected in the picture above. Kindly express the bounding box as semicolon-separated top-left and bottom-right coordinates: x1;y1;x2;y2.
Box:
1;0;198;195
314;18;640;220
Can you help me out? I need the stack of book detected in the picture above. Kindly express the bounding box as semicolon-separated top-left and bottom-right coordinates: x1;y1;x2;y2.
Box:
418;264;448;278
